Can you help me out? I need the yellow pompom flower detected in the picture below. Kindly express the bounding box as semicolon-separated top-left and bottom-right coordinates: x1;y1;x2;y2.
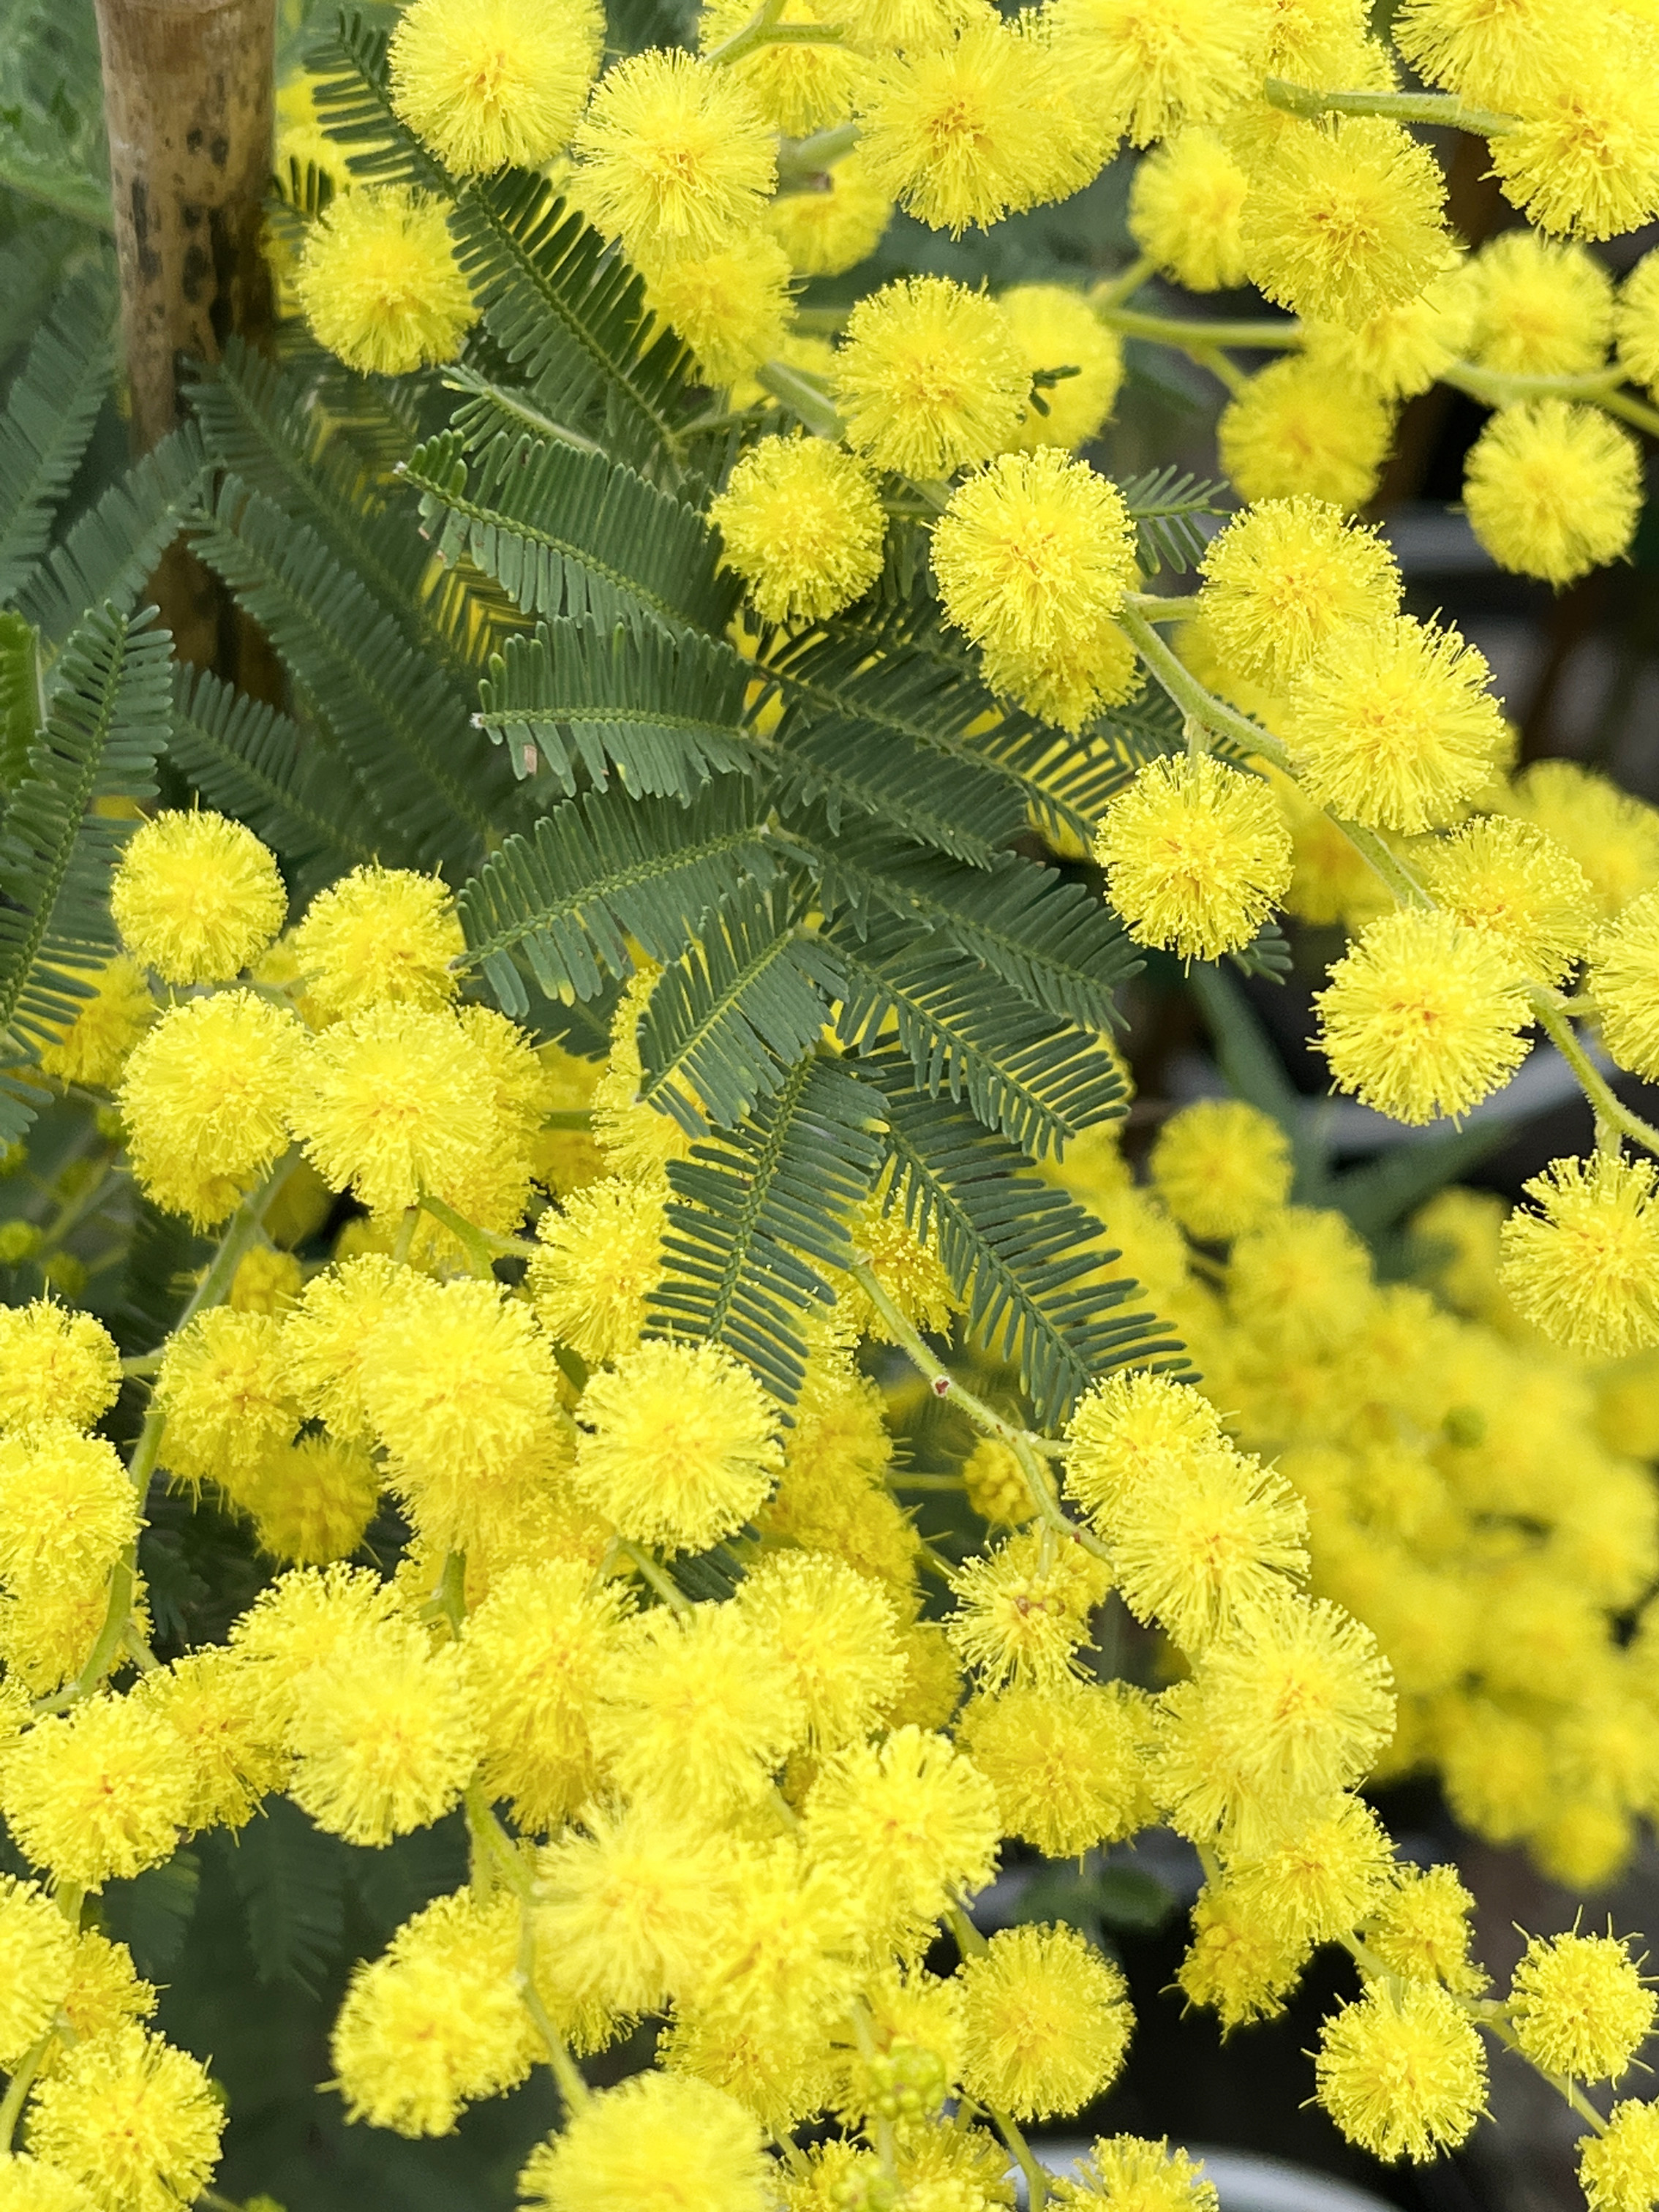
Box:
1218;357;1393;511
803;1725;999;1946
1616;249;1659;399
1508;759;1659;920
1;1694;194;1889
292;1001;499;1217
945;1530;1106;1690
1420;814;1595;986
131;1647;285;1835
0;2157;98;2212
734;1549;906;1749
1128;127;1249;291
333;1889;538;2137
118;990;301;1226
1226;1791;1395;1949
1197;497;1401;693
464;1559;630;1829
958;1923;1132;2123
1581;2099;1659;2212
572;1337;782;1555
0;1301;119;1434
1284;614;1504;833
1049;0;1265;146
0;1876;75;2068
0;1423;138;1595
573;51;775;269
1315;908;1532;1126
529;1172;665;1363
285;1617;481;1846
35;956;154;1088
1095;753;1292;962
835;276;1028;481
1175;1880;1311;2029
1499;1154;1659;1361
282;1254;428;1444
855;19;1091;237
1240;118;1448;328
288;864;464;1023
958;1679;1155;1857
1150;1099;1293;1242
1487;27;1659;241
296;187;475;375
1465;230;1612;378
1105;1441;1309;1654
700;0;867;136
644;234;792;388
154;1309;298;1494
592;1601;805;1820
388;0;602;173
1051;2137;1219;2212
709;436;885;625
997;285;1123;456
961;1436;1034;1526
239;1434;381;1565
25;2028;224;2212
1301;264;1477;402
1064;1371;1224;1520
1508;1932;1655;2084
1391;0;1579;110
1365;1862;1488;1998
535;1804;737;2012
1314;1982;1486;2163
932;448;1135;721
228;1245;302;1316
1227;1205;1372;1353
1592;891;1659;1080
520;2071;773;2212
765;158;891;279
110;810;285;985
1462;400;1642;587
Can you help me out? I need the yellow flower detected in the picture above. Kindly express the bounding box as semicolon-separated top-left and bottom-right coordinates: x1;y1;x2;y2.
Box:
464;1559;631;1830
534;1803;737;2012
1364;1862;1489;1998
1315;908;1532;1126
572;51;775;269
0;2158;98;2212
1462;401;1642;587
0;1423;138;1597
118;990;302;1227
519;2072;773;2212
333;1888;538;2136
709;436;885;625
1509;1931;1655;2084
1391;0;1580;109
802;1724;999;1946
130;1647;285;1835
388;0;602;174
958;1679;1156;1857
154;1309;298;1495
1301;264;1477;402
1227;1203;1372;1353
110;810;285;984
1595;891;1659;1080
733;1549;906;1749
1064;1370;1224;1520
998;285;1124;454
572;1337;782;1556
1240;118;1449;328
700;0;868;136
1499;1153;1659;1360
1419;813;1595;986
1096;753;1292;961
1313;1982;1486;2162
1581;2099;1659;2212
1128;127;1250;291
1175;1879;1311;2028
228;1245;303;1315
1218;357;1393;511
238;1433;381;1566
764;156;892;278
1150;1099;1293;1242
1507;758;1659;920
1616;247;1659;399
1225;1791;1395;1948
1105;1440;1309;1654
644;234;793;388
35;956;155;1089
945;1529;1107;1690
1486;26;1659;240
529;1171;665;1363
282;1254;429;1445
958;1922;1132;2122
960;1435;1034;1527
0;1876;75;2069
1464;229;1613;377
835;275;1028;480
1;1694;194;1890
289;864;464;1023
0;1301;119;1434
284;1617;481;1846
25;2028;225;2212
1048;0;1267;146
296;187;476;375
1197;496;1401;693
1051;2137;1219;2212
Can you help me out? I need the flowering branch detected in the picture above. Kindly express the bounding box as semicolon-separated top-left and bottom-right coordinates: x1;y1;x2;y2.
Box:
1262;75;1519;136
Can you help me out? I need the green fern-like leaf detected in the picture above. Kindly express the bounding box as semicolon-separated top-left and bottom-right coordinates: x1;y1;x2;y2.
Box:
863;1048;1187;1427
402;427;737;636
307;10;440;188
0;603;172;1129
16;423;208;646
1119;465;1227;575
459;777;775;1013
0;609;39;792
976;686;1184;848
0;260;113;603
650;1053;886;1402
638;880;848;1134
168;663;380;899
805;816;1136;1033
222;1799;350;1998
188;473;508;874
830;914;1126;1159
475;616;760;800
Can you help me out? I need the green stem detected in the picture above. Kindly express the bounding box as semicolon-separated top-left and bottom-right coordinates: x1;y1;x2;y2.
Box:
1119;590;1190;623
1095;303;1302;353
1599;387;1659;440
1116;604;1292;770
417;1191;502;1279
1092;252;1155;309
462;1781;591;2110
775;119;860;183
540;1109;595;1131
704;0;782;64
755;359;844;437
1262;75;1518;135
1480;2012;1607;2134
1530;992;1659;1162
120;1352;161;1377
1332;819;1432;908
0;2028;55;2149
989;2106;1049;2210
621;1538;693;1613
175;1154;300;1333
1442;362;1622;408
392;1205;418;1265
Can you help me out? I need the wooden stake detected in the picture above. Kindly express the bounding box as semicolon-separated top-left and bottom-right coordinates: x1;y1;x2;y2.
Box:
93;0;277;672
